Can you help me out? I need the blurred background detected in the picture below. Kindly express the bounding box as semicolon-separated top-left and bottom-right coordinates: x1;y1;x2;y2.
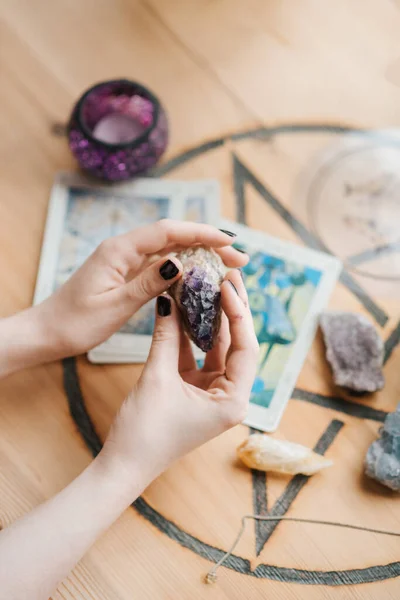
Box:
1;0;400;310
1;2;400;598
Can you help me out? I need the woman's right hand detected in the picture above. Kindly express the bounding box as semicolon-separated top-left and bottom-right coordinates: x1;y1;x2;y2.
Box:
33;220;247;362
0;269;258;600
101;268;259;484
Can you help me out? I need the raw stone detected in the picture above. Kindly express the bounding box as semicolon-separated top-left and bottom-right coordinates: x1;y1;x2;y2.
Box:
320;311;384;393
170;246;226;352
365;404;400;492
237;434;333;476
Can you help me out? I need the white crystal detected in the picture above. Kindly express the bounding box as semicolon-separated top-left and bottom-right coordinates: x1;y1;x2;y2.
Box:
237;434;333;476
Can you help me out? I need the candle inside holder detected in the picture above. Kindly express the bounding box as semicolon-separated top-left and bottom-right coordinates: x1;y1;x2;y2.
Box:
92;113;146;144
68;79;169;181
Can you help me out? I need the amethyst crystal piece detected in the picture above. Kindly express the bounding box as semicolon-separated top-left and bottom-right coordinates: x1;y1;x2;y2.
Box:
365;403;400;491
320;311;385;393
170;247;226;352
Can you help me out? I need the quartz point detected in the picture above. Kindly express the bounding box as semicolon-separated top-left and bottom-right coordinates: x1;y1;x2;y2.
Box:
237;434;333;476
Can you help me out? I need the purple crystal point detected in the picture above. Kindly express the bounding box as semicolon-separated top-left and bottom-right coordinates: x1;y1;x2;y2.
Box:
170;247;226;352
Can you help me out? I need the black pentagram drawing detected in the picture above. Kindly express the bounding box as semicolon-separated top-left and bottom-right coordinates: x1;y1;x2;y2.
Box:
62;124;400;586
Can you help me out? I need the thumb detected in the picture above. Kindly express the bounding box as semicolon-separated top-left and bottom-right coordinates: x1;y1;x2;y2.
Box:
122;257;182;312
147;295;181;369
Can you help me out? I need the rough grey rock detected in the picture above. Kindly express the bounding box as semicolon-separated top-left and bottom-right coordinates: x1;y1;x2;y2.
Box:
320;311;384;393
170;246;226;352
365;404;400;492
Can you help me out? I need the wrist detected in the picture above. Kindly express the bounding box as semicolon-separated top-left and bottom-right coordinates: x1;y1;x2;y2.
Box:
0;307;57;377
92;448;152;509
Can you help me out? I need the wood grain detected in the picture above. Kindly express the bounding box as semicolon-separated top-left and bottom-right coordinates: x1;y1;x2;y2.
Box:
0;1;399;598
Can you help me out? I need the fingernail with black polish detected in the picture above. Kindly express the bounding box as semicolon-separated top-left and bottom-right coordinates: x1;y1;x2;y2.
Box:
159;259;179;280
237;268;244;280
157;296;171;316
219;228;237;237
228;280;239;295
234;246;246;254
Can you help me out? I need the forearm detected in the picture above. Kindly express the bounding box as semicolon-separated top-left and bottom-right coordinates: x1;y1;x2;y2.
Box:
0;307;58;378
0;454;145;600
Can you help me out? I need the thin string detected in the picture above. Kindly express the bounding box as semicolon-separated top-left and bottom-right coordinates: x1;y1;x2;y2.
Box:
205;515;400;583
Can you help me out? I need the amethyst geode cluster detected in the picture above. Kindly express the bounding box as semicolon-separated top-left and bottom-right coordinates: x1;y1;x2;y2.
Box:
170;247;226;352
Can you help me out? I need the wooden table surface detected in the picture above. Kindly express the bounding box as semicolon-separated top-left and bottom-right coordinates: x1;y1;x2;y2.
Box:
1;1;400;598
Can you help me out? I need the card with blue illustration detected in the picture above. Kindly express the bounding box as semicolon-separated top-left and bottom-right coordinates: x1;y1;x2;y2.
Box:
220;220;342;432
33;173;219;363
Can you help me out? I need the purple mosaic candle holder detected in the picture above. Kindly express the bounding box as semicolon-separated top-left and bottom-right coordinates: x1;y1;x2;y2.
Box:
68;79;168;181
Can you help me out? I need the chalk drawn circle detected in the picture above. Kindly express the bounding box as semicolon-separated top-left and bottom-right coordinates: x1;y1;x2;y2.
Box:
65;125;400;586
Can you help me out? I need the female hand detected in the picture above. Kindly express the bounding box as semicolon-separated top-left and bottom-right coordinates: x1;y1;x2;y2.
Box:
0;271;258;600
35;220;247;359
102;268;259;482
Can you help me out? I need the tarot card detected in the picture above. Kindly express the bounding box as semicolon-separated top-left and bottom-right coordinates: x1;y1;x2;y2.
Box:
220;219;342;432
88;178;218;363
33;172;218;363
89;178;218;363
